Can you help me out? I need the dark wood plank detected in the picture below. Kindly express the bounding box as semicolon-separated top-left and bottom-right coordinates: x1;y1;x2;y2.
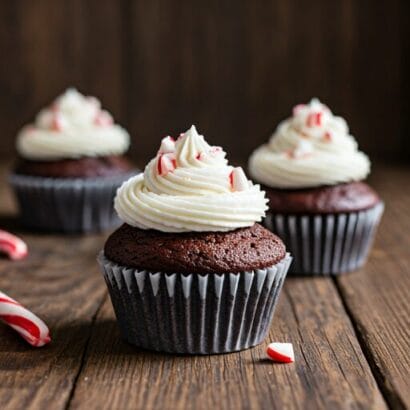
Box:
0;0;125;158
0;165;107;410
89;0;407;161
1;161;408;409
1;1;406;160
336;166;410;409
69;276;386;409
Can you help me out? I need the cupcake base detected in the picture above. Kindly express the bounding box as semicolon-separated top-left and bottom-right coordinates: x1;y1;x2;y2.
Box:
263;203;384;275
9;172;137;233
98;252;292;354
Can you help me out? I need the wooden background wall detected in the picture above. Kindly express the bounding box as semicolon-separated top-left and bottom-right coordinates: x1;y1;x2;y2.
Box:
0;0;408;163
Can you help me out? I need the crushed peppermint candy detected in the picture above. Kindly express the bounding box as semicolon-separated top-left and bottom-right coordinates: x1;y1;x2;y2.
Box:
292;104;306;116
94;110;114;127
229;167;249;192
267;343;295;363
157;153;177;176
306;111;323;127
287;140;314;159
158;136;176;154
51;113;66;132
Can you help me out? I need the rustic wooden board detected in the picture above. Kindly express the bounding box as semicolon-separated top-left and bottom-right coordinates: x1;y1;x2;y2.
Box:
0;164;408;410
126;0;405;161
0;0;125;156
0;167;107;409
0;1;408;161
336;167;410;410
68;279;386;410
0;234;106;410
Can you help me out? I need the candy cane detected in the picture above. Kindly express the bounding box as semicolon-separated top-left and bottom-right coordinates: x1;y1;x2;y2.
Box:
0;291;51;347
0;230;28;261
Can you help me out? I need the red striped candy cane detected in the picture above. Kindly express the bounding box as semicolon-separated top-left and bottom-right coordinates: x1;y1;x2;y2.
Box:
0;290;51;347
0;230;28;260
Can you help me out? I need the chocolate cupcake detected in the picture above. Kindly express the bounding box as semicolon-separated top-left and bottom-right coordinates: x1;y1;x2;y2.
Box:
10;88;137;233
249;99;383;275
98;125;291;354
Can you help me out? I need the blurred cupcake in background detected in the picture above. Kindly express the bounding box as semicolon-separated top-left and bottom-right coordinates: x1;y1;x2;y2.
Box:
10;88;137;233
249;99;383;275
99;125;292;354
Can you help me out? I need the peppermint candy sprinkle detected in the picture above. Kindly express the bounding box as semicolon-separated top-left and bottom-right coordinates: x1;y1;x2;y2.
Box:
157;153;177;176
230;167;250;192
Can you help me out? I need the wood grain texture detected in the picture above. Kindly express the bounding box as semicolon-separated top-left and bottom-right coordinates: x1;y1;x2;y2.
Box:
0;162;409;410
0;0;125;157
0;166;107;410
126;0;404;162
68;277;386;409
0;0;408;161
336;167;410;409
0;236;106;410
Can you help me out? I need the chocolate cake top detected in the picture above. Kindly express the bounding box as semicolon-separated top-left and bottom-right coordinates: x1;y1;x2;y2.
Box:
264;181;381;214
104;223;286;274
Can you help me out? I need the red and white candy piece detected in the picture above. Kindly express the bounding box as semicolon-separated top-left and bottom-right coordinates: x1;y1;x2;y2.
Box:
287;140;314;159
229;167;249;192
0;290;51;347
94;110;113;127
210;146;223;156
196;146;223;161
51;112;66;132
306;111;323;127
159;136;176;154
0;230;28;261
292;104;306;116
157;153;177;176
267;342;295;363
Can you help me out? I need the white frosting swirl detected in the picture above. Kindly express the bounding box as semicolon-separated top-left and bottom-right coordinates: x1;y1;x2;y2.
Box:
249;98;370;189
16;88;130;160
115;125;268;232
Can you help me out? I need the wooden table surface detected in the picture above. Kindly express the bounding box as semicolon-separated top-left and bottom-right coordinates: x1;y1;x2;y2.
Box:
0;163;409;410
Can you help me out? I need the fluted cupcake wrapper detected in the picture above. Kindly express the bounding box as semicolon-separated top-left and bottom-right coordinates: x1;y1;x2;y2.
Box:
9;172;137;233
263;203;384;276
98;252;292;354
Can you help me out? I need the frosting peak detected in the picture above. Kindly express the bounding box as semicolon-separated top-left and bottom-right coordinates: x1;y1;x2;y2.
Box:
173;125;226;168
17;88;130;160
115;125;267;232
249;98;370;189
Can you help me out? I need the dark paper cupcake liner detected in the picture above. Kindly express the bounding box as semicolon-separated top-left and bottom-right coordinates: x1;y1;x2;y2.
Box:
263;203;384;275
98;252;292;354
9;172;137;233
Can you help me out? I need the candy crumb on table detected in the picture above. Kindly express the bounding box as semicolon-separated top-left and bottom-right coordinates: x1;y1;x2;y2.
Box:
267;343;295;363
